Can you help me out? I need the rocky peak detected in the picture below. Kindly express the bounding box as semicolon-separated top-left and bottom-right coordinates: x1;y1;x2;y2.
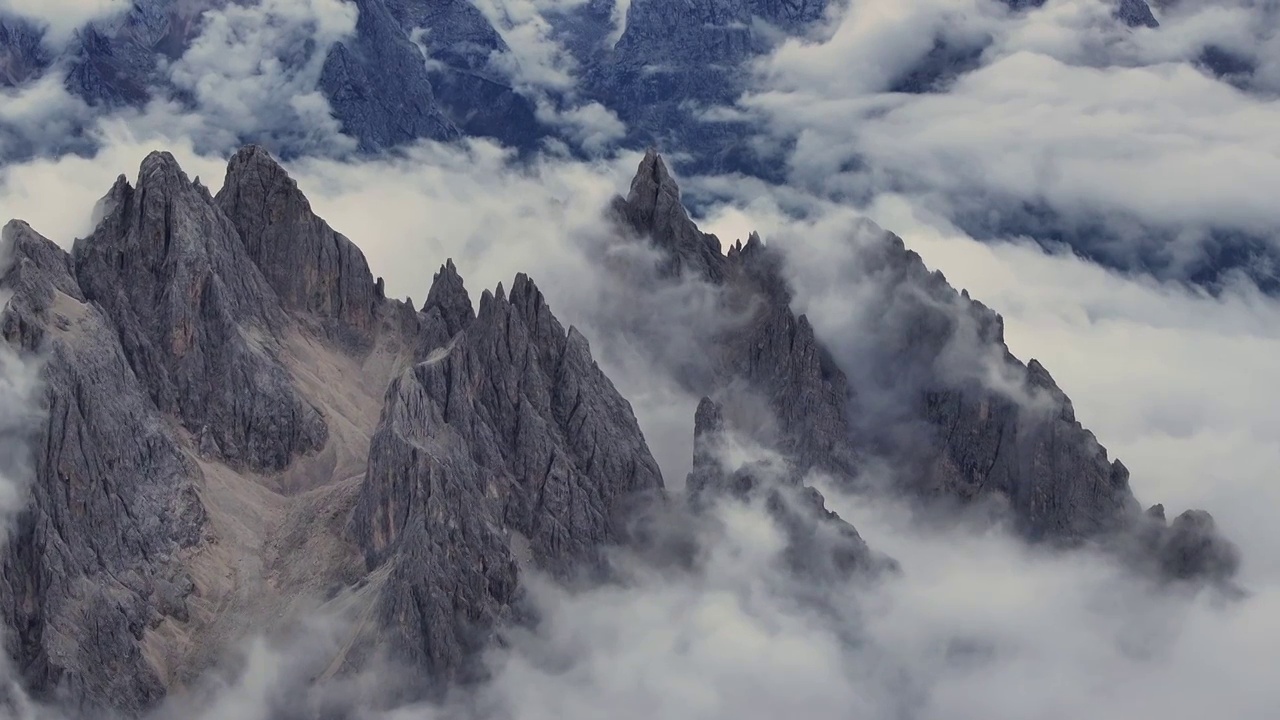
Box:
73;150;326;472
215;144;380;346
351;268;664;684
612;149;727;282
417;258;475;354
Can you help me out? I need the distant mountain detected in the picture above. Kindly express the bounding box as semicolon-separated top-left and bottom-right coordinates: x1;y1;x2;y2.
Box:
0;0;1159;165
0;145;1237;717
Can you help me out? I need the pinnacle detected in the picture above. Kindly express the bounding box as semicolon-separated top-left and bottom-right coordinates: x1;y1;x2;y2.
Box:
226;144;286;177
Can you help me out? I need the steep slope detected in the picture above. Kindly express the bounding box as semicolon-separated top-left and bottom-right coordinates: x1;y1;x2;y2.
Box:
214;145;383;347
350;268;665;689
73;151;327;473
611;150;1238;581
382;0;545;150
318;0;460;150
0;220;206;716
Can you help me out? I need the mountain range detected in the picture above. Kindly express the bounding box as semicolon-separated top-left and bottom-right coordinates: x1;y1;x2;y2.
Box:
0;0;1159;164
0;144;1239;718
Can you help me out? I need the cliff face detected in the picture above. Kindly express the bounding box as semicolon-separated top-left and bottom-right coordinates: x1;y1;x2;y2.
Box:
351;269;664;687
0;219;206;716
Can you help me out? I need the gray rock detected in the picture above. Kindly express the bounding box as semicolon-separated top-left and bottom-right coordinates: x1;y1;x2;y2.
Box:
351;268;665;686
1142;507;1241;584
215;145;381;347
0;220;206;717
1003;0;1157;28
613;150;860;480
417;258;475;353
319;0;460;151
72;150;327;472
383;0;546;150
0;18;47;87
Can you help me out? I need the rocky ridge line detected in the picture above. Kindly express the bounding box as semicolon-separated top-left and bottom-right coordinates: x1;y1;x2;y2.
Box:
611;149;1239;584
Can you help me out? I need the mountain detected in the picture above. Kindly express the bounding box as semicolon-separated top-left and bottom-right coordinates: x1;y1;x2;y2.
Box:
0;0;1158;165
0;145;1236;717
610;150;1237;574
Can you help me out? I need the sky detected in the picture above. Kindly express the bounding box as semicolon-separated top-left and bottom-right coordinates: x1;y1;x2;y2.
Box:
1;0;1279;718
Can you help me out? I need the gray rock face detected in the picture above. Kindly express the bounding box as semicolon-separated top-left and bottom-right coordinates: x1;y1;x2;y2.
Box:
383;0;545;150
1140;505;1241;584
318;0;461;151
351;269;664;685
612;150;1236;581
829;231;1141;542
614;150;860;481
574;0;825;172
0;146;677;716
215;145;382;346
73;151;327;473
0;220;206;717
1003;0;1157;28
0;18;47;86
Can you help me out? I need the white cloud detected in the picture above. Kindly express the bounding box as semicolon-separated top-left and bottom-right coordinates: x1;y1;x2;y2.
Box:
164;0;359;155
742;0;1280;275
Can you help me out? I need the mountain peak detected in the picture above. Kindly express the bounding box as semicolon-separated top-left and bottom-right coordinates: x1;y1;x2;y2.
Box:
419;258;475;349
138;149;185;179
613;151;727;282
73;151;327;472
215;145;380;345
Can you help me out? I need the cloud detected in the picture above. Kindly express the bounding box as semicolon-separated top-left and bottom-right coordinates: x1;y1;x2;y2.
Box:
740;0;1280;281
163;0;359;156
861;194;1280;579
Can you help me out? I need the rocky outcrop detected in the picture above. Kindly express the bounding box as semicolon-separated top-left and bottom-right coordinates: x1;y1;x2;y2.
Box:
1003;0;1158;27
351;269;664;686
614;150;861;481
215;145;382;346
0;220;206;717
318;0;460;150
72;151;326;472
382;0;546;150
611;150;1237;581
